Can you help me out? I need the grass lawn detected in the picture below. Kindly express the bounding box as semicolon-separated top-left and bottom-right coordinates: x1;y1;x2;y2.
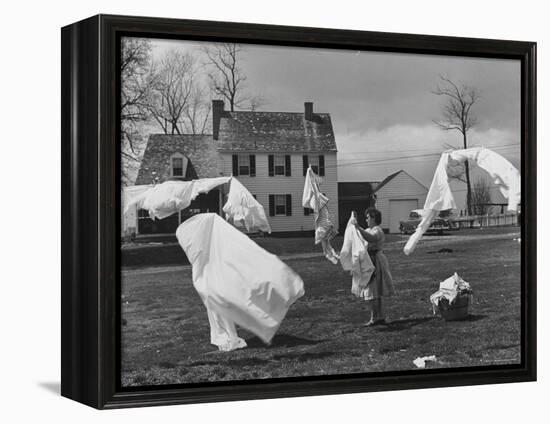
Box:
121;226;516;268
121;227;521;387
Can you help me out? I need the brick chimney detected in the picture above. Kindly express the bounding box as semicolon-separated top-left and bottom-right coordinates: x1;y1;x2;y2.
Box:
212;100;225;140
304;102;314;121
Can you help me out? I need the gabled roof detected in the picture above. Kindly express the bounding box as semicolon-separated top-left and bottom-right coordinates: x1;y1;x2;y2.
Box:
135;134;220;185
374;170;403;193
374;170;429;193
216;111;337;152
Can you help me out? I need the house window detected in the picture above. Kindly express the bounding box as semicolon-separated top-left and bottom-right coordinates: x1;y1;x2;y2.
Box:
274;195;287;215
269;194;292;216
238;155;250;175
232;154;255;176
269;154;291;176
170;153;187;177
274;155;286;175
309;155;319;174
302;154;325;176
172;157;183;176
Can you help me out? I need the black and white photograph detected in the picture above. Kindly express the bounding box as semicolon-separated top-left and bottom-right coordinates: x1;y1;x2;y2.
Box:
2;0;546;420
120;36;523;387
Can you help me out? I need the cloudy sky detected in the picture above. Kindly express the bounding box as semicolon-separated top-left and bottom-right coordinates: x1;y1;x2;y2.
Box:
148;39;521;208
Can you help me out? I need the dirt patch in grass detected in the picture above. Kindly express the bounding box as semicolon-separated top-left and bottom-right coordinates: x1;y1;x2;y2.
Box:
121;228;521;386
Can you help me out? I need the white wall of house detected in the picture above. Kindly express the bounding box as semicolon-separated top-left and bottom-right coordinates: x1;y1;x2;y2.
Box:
121;189;138;236
219;151;338;233
375;171;428;233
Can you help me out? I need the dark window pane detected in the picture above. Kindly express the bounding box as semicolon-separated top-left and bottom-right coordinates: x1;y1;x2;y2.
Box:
172;157;184;176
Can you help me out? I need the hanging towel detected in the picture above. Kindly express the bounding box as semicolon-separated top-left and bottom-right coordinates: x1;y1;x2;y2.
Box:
223;177;272;233
339;213;375;297
176;213;304;350
302;167;339;264
404;147;521;255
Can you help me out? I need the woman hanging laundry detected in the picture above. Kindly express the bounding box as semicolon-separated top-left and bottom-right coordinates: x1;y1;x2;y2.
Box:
354;207;395;326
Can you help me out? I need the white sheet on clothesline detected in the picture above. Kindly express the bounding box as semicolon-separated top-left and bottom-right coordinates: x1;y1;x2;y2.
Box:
339;213;375;296
404;147;521;255
223;177;272;233
123;177;272;235
302;166;339;264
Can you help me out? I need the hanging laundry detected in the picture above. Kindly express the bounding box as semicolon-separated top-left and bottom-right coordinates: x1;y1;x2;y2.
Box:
302;166;339;264
339;213;375;297
123;177;231;220
404;147;521;255
223;177;272;233
123;184;152;215
449;147;521;212
176;213;305;351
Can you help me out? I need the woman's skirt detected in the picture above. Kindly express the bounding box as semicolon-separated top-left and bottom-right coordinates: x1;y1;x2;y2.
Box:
357;251;394;301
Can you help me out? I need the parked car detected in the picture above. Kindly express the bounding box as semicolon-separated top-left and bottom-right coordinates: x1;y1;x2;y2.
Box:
438;209;460;231
399;209;455;235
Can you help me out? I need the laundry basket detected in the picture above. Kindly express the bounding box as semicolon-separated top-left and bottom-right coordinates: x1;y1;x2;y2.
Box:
437;294;470;321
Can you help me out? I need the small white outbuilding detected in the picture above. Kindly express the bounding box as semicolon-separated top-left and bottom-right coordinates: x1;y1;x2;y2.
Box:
374;170;429;233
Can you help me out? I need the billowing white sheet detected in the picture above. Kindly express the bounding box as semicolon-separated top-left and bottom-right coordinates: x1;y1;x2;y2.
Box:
122;184;152;215
176;213;304;350
404;147;521;255
123;177;231;220
223;177;272;233
339;213;375;296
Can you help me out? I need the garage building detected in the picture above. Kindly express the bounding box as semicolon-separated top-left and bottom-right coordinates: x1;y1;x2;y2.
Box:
373;170;429;233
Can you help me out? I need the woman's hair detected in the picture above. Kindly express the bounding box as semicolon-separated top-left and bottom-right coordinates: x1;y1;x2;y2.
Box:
365;207;382;225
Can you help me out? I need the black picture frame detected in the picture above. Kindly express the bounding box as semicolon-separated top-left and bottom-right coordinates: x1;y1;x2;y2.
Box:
61;14;536;409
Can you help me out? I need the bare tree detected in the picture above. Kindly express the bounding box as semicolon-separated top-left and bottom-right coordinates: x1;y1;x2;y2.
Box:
148;50;198;135
433;75;480;215
120;38;154;184
182;86;212;135
471;178;492;215
202;43;267;112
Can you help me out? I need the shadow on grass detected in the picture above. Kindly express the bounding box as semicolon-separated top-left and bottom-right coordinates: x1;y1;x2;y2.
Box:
462;314;488;322
190;357;271;367
246;333;325;349
189;350;336;367
377;314;488;331
376;316;436;332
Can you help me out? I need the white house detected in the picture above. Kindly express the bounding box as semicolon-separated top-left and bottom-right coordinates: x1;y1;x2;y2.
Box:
130;101;338;235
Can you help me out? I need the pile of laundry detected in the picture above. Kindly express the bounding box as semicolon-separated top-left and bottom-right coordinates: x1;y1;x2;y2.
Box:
430;273;473;320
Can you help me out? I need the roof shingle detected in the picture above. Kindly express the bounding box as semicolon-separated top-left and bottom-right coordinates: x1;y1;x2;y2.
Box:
217;111;337;152
135;134;220;185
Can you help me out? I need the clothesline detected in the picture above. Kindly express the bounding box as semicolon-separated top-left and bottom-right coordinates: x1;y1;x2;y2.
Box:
123;176;271;233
